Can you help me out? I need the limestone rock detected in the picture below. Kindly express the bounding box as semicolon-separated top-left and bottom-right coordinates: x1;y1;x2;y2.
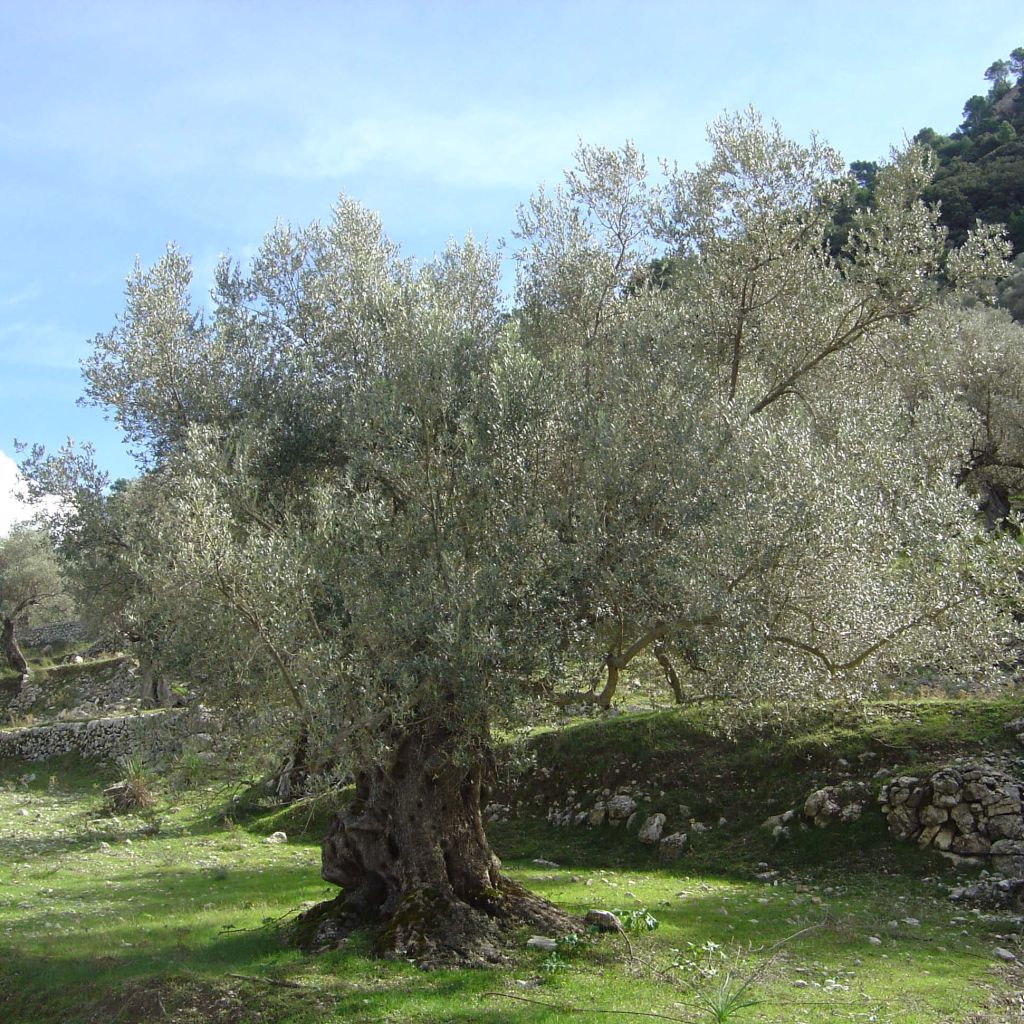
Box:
950;804;976;833
658;832;689;861
990;839;1024;856
951;834;991;856
989;814;1024;840
606;794;637;821
265;831;288;844
638;813;666;845
919;804;948;827
803;781;868;827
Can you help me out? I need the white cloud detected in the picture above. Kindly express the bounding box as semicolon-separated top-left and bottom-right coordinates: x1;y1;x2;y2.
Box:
255;103;659;191
0;449;32;536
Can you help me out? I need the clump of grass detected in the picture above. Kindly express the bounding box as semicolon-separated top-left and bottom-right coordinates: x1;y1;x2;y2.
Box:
105;754;157;813
171;750;206;791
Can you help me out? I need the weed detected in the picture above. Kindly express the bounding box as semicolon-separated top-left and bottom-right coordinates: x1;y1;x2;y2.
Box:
173;750;206;790
539;950;570;975
613;907;660;934
686;971;762;1022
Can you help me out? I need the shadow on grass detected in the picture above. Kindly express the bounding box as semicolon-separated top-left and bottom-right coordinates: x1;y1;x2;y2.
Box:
0;850;999;1024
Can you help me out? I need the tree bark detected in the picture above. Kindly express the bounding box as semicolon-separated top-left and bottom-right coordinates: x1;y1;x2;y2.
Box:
653;641;685;704
139;656;174;709
303;722;576;965
271;728;311;803
2;617;29;677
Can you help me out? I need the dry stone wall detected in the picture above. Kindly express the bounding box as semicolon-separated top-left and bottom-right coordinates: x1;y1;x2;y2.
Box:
19;620;88;648
1;654;222;766
0;709;198;763
880;763;1024;874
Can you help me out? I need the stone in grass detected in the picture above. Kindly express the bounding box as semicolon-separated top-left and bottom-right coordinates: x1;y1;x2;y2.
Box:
526;935;558;951
994;947;1018;962
264;831;288;844
638;813;666;845
584;909;622;932
658;832;689;861
606;794;637;821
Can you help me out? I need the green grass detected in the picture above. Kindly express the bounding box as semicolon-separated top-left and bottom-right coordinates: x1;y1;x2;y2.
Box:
1;696;1023;1022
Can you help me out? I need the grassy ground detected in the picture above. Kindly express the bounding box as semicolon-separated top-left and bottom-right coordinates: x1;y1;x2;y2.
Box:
1;699;1023;1023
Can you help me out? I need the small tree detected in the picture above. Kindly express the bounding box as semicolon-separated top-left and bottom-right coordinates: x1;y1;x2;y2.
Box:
1009;47;1024;83
0;527;71;676
985;59;1011;91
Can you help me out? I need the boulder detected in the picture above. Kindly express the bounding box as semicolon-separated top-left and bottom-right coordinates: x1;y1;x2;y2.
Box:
658;832;689;861
584;909;621;932
606;794;637;821
638;813;666;845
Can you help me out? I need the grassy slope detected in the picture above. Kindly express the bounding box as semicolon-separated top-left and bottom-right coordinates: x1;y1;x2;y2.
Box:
0;698;1022;1024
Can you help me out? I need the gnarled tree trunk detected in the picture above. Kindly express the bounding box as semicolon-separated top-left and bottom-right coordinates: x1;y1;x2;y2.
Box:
301;722;575;966
2;617;29;677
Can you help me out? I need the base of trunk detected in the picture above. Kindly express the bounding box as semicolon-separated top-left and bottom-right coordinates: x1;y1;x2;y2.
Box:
294;874;576;967
300;730;577;966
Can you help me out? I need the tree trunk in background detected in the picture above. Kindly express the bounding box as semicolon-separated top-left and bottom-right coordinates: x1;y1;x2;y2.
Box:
272;728;311;803
139;657;157;708
653;641;685;704
303;721;576;965
140;656;175;708
2;617;29;677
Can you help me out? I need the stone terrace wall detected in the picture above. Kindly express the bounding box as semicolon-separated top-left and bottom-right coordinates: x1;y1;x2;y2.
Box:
880;763;1024;874
0;709;196;764
19;621;88;648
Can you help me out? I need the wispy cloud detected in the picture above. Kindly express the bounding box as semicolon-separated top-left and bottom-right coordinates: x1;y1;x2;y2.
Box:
254;103;659;191
0;321;88;370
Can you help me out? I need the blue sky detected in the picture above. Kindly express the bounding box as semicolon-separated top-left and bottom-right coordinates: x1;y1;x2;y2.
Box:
2;0;1023;529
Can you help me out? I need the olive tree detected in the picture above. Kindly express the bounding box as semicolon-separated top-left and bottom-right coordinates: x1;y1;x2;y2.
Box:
37;112;1022;963
0;526;71;677
520;112;1019;709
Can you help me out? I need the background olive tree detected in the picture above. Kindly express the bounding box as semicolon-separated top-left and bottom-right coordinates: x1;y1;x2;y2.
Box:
0;526;71;678
27;111;1024;963
519;112;1019;710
